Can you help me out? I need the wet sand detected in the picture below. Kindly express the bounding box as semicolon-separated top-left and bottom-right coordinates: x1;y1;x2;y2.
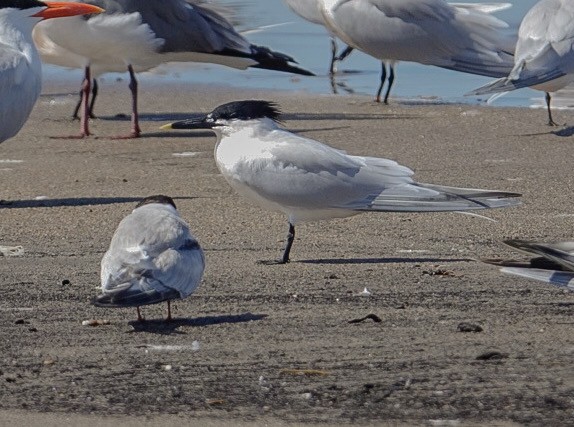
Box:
1;79;573;426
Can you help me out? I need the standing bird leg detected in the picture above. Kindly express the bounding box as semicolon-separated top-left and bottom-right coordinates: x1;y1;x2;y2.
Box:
128;64;141;138
166;300;173;322
375;62;395;104
281;223;296;264
545;92;559;126
136;306;144;322
72;78;98;120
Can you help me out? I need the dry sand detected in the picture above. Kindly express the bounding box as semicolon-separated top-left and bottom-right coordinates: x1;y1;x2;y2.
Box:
1;79;573;426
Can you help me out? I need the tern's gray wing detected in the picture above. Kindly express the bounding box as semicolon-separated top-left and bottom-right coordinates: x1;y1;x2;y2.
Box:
107;0;249;54
97;205;205;307
468;0;574;95
504;239;574;272
323;0;515;77
0;42;41;142
500;267;574;291
224;128;415;210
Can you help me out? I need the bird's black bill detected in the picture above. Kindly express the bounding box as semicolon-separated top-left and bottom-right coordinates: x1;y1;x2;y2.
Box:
162;116;214;130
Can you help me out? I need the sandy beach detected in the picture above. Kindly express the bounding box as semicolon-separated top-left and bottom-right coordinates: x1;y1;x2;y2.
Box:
1;79;573;426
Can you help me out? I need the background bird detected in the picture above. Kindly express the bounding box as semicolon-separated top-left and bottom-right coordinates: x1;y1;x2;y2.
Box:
318;0;517;103
468;0;574;126
484;239;574;291
162;100;521;264
0;0;103;143
283;0;353;75
33;0;314;138
94;195;205;321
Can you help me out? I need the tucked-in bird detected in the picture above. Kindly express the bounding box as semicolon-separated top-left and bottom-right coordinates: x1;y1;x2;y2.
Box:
94;195;205;321
0;0;102;143
283;0;353;75
468;0;574;126
33;0;314;138
485;239;574;291
318;0;517;103
162;100;521;264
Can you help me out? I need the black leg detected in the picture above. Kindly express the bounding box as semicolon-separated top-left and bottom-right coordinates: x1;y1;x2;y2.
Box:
280;223;296;264
136;306;144;322
329;37;338;75
383;64;395;104
80;66;91;137
336;46;354;62
88;79;98;118
128;64;141;138
166;300;172;322
375;62;387;103
73;78;97;120
546;92;558;126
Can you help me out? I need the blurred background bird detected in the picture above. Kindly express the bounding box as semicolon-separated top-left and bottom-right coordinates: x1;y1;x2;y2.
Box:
0;0;103;143
33;0;314;138
468;0;574;126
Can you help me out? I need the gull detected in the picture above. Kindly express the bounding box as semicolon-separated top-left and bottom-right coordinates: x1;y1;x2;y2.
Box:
467;0;574;126
162;100;521;264
283;0;354;75
0;0;103;143
33;0;314;138
485;239;574;291
318;0;517;103
93;195;205;321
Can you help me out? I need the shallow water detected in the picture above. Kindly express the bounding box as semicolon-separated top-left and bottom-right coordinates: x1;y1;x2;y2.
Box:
44;0;565;108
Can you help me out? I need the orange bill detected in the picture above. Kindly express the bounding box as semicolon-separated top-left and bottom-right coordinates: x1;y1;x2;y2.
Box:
33;2;104;19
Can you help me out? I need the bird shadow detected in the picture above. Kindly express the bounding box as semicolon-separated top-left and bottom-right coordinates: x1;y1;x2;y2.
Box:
128;312;268;335
552;126;574;137
296;257;474;265
0;196;196;209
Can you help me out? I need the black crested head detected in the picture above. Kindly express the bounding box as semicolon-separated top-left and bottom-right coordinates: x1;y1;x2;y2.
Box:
208;100;281;123
136;195;176;210
1;0;46;10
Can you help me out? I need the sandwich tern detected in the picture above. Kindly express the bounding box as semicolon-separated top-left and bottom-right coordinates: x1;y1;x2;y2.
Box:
468;0;574;126
162;100;521;264
318;0;517;103
94;195;205;321
0;0;103;143
33;0;314;138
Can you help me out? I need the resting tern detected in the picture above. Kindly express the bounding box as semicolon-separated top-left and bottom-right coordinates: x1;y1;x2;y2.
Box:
283;0;353;75
485;239;574;292
318;0;517;103
162;100;521;264
0;0;103;143
94;195;205;321
468;0;574;126
33;0;314;138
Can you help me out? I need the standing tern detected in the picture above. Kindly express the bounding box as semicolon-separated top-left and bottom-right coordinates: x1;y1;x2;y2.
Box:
0;0;103;143
162;100;521;264
283;0;353;75
318;0;517;103
33;0;314;138
485;239;574;292
468;0;574;126
94;195;205;321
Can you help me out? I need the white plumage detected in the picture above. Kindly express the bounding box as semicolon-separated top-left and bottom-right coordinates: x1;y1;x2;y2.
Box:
163;100;521;264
